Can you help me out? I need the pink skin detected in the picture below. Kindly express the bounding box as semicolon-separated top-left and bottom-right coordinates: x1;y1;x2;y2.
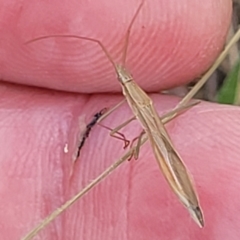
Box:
0;0;239;239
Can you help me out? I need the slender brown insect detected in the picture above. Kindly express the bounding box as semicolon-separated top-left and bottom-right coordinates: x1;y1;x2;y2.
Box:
76;108;107;158
26;0;204;227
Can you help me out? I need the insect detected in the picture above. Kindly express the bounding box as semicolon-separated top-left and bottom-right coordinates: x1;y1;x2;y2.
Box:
76;108;107;158
26;0;204;228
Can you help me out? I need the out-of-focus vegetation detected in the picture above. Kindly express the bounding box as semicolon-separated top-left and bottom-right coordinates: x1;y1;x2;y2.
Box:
217;59;240;104
216;0;240;105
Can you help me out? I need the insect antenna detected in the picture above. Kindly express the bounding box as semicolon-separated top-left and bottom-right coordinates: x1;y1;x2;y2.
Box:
25;0;145;73
25;34;118;72
121;0;145;66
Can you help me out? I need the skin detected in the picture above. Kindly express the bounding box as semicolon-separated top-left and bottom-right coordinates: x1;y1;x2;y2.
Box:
0;0;240;239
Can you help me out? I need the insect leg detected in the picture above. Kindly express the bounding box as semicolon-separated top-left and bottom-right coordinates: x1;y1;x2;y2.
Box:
98;116;136;149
